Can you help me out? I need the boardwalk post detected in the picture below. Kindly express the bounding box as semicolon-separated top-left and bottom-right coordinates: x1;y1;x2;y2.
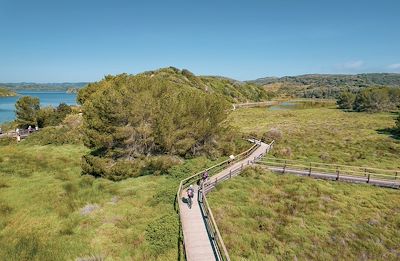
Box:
364;168;367;177
367;174;370;183
309;163;312;176
241;163;243;170
283;160;286;174
336;166;339;181
229;170;232;179
395;172;398;180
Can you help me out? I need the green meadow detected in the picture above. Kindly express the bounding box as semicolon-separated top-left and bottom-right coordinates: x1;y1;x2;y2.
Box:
0;141;220;260
0;101;399;260
229;102;400;169
208;167;400;260
207;102;400;260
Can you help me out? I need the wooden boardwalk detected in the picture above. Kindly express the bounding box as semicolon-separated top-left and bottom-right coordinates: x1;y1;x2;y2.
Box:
178;140;271;261
265;166;400;189
258;158;400;189
0;129;37;140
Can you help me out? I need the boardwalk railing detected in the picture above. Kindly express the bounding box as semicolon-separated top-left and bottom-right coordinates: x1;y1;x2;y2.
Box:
174;139;273;260
203;140;275;194
1;129;38;139
259;157;400;189
198;140;274;261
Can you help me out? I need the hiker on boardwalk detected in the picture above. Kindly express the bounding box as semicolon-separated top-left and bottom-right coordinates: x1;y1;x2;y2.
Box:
187;185;194;208
200;171;209;186
28;125;32;133
228;154;235;164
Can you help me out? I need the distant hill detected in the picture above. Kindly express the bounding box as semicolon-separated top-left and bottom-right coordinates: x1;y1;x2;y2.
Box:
0;82;88;92
249;73;400;98
0;87;17;97
137;67;269;103
0;69;269;102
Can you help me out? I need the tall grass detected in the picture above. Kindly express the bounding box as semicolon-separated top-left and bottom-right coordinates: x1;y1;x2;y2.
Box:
208;167;400;260
230;105;400;169
0;141;224;260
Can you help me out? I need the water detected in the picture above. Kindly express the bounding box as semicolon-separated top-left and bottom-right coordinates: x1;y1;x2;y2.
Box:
268;100;335;111
0;91;77;123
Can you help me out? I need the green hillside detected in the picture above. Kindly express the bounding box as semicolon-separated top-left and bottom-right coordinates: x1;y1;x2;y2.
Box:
139;67;269;103
76;67;269;180
0;87;16;97
0;82;88;92
249;73;400;98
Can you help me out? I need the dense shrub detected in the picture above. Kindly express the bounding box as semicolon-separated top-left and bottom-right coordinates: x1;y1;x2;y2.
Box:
145;213;178;255
77;70;245;180
81;154;182;181
337;91;356;110
337;87;400;113
15;96;40;127
263;128;282;143
353;88;393;112
37;103;73;128
24;126;82;145
78;72;230;158
141;156;182;176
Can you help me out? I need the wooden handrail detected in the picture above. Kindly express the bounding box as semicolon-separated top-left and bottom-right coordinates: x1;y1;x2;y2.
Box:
175;139;271;260
201;187;231;261
259;159;400;183
261;161;399;179
263;157;400;174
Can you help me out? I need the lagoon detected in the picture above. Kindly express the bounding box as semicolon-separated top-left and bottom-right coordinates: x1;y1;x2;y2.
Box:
0;91;77;123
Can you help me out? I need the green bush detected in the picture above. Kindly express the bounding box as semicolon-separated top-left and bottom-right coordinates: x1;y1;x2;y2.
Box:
145;213;178;255
37;103;73;128
353;87;398;112
81;154;145;181
142;156;182;176
263;128;282;143
337;91;356;110
24;126;82;145
15;96;40;128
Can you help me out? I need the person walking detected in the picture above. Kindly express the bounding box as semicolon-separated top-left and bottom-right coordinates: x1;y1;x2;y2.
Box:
187;185;194;209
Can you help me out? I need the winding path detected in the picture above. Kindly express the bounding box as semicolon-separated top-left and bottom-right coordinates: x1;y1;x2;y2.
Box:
178;141;271;261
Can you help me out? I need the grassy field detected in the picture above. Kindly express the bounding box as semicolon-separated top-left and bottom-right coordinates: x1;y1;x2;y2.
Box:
208;167;400;260
1;101;399;259
205;103;400;260
229;102;400;169
0;141;221;260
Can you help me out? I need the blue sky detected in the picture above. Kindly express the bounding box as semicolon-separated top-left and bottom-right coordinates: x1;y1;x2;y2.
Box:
0;0;399;82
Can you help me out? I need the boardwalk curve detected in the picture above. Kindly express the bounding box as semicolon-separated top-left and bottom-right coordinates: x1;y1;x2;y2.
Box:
176;139;273;261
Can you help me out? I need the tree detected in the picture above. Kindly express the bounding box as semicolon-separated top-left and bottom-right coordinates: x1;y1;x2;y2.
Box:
353;88;393;113
337;91;356;110
15;96;40;127
81;74;230;157
36;103;72;128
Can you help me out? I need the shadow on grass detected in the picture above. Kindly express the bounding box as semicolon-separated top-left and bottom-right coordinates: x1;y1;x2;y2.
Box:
377;127;400;140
